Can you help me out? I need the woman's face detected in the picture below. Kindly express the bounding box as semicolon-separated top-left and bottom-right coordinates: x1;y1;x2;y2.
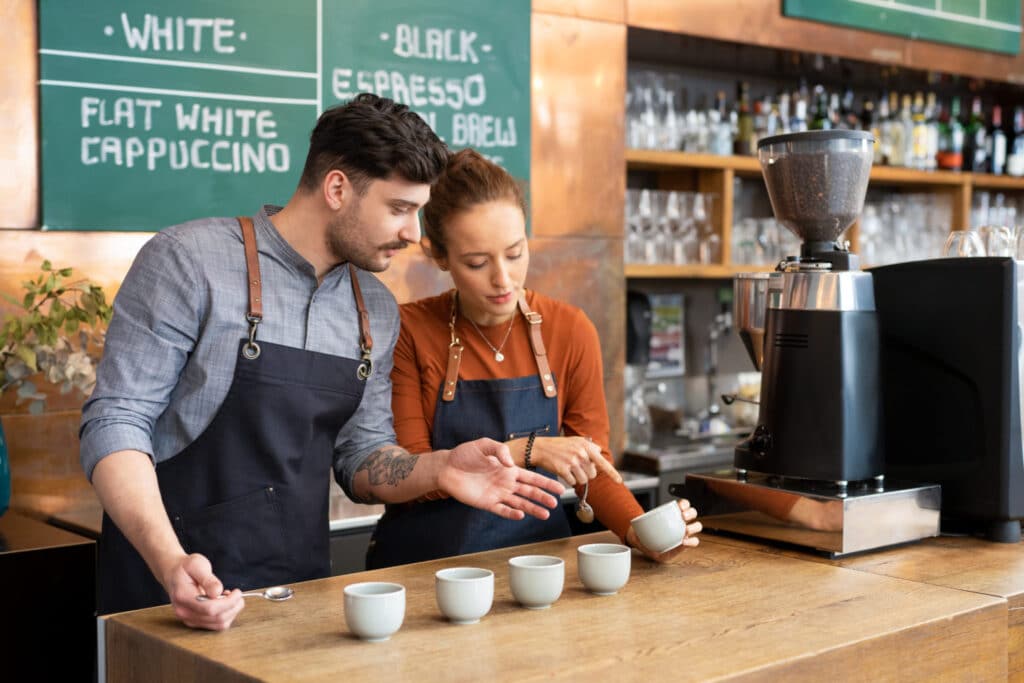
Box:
436;199;529;327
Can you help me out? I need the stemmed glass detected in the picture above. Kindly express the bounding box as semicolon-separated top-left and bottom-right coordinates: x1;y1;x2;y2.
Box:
978;225;1014;257
942;230;985;257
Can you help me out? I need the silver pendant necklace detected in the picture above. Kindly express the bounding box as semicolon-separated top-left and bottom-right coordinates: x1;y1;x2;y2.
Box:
467;314;515;362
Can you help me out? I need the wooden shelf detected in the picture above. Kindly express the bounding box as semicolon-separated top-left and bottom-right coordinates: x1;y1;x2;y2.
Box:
972;173;1024;190
625;149;1024;190
624;263;775;279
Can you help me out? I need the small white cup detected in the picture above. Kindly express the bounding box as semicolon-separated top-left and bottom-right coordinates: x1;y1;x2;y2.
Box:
577;543;632;596
435;567;494;624
631;501;687;553
508;555;564;609
343;582;405;642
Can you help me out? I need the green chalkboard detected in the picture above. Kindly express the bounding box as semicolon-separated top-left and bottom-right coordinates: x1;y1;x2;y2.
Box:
38;0;531;231
784;0;1021;56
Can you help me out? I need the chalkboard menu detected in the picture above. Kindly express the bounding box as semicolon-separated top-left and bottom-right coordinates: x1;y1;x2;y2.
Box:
39;0;530;231
784;0;1021;56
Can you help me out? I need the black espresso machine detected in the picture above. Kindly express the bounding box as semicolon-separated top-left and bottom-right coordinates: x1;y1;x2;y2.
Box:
679;130;942;557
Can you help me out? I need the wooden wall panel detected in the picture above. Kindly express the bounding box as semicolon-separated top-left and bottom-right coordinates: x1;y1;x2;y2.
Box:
628;0;1024;84
531;0;625;24
531;13;626;240
0;0;38;228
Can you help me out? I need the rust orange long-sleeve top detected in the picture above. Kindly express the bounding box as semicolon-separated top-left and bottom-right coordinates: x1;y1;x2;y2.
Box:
390;289;643;542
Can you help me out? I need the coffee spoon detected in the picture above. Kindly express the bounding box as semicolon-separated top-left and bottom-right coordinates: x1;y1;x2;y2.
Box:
197;585;294;602
576;480;595;523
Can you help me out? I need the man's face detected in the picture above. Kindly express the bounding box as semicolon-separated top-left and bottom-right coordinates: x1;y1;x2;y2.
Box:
327;176;430;272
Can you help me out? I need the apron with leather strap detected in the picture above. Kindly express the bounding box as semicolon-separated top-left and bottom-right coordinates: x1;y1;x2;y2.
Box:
367;293;570;569
96;216;374;614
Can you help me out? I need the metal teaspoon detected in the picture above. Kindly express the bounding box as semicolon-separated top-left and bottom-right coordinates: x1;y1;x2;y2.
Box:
197;585;294;602
576;480;595;523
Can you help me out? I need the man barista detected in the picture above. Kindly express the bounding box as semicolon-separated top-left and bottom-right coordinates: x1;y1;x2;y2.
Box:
80;93;565;630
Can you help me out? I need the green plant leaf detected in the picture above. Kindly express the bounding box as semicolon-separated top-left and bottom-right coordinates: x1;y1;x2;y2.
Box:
0;292;21;308
58;268;72;277
22;292;34;309
41;260;51;271
15;345;37;372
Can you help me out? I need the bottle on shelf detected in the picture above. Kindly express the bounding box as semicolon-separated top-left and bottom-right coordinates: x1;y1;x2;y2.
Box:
790;93;808;133
878;92;894;165
1008;107;1024;177
888;93;907;167
964;96;988;173
734;81;755;156
990;105;1007;176
924;92;939;171
936;96;965;171
709;90;733;156
917;92;933;171
809;86;832;130
862;97;882;165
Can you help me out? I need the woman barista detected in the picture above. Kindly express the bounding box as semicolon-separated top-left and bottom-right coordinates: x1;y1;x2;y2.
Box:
366;149;702;568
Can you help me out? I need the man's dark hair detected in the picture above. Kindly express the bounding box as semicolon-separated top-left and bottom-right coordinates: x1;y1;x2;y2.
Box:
299;93;448;193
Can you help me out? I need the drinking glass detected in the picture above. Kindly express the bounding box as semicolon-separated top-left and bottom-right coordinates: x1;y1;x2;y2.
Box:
978;225;1014;257
694;194;720;264
942;230;985;257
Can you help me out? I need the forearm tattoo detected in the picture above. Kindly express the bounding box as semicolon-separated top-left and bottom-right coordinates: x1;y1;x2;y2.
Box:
356;446;419;500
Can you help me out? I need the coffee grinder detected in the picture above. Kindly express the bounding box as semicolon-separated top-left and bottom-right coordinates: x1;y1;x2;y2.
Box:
678;131;941;557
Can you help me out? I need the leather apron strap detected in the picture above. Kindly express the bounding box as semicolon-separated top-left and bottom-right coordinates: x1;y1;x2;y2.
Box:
518;294;558;399
237;217;374;379
441;291;557;401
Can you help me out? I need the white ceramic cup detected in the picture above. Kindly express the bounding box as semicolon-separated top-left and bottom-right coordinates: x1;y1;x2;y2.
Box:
577;543;632;595
343;582;406;642
631;501;687;553
435;567;494;624
508;555;565;609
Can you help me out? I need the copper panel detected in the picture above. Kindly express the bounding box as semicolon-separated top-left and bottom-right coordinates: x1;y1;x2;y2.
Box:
0;0;38;228
527;236;625;458
3;411;92;515
532;0;625;24
627;0;1024;83
374;248;453;305
531;14;626;239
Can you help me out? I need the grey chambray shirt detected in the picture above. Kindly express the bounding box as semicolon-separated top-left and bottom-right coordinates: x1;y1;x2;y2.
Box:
79;205;399;501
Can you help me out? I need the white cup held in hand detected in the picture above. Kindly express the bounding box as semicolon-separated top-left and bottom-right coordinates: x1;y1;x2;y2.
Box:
577;543;631;595
508;555;564;609
435;567;494;624
631;501;687;553
344;582;405;642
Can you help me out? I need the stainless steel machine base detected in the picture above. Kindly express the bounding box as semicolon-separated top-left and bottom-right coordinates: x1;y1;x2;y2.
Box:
676;470;941;558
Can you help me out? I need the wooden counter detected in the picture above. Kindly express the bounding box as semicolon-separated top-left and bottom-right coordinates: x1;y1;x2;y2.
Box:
103;531;1006;682
704;533;1024;680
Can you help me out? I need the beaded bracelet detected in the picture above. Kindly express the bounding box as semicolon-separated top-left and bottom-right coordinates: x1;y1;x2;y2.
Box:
524;431;537;470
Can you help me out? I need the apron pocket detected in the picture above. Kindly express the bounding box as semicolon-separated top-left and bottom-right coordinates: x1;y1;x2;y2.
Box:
508;425;552;440
172;486;290;589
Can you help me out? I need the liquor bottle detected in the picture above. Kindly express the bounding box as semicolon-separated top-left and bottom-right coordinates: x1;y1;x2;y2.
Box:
734;81;755;156
809;86;832;130
840;86;860;130
862;97;882;164
1008;107;1024;177
910;92;928;170
925;92;939;171
778;92;792;135
990;105;1007;175
878;93;893;165
888;93;907;167
710;91;733;156
791;94;808;133
829;91;842;129
936;97;964;171
964;96;988;173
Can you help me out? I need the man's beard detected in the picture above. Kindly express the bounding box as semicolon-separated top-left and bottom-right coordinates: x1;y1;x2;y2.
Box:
326;202;406;272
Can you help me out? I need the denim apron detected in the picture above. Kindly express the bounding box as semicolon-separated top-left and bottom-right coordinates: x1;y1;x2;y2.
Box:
367;294;571;569
96;217;373;614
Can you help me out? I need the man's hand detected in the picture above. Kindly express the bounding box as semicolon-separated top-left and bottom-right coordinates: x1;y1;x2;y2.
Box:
438;438;566;520
163;553;244;630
